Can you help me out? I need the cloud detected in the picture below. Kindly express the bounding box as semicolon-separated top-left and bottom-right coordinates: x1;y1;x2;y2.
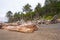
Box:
0;0;45;22
0;17;8;22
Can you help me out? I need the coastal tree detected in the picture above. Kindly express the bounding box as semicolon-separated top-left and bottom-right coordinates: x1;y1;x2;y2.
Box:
6;11;13;22
23;4;32;13
34;3;41;19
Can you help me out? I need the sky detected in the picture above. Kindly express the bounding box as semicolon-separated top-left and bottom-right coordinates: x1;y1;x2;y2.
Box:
0;0;45;22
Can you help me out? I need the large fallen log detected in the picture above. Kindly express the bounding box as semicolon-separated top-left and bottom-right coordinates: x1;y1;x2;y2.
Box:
3;26;18;31
2;23;38;33
17;24;38;33
2;23;20;26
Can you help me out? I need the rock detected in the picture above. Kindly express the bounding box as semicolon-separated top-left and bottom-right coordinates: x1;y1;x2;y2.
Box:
56;19;60;23
0;23;2;29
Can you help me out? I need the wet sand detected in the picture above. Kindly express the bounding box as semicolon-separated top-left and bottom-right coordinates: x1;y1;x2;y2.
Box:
0;23;60;40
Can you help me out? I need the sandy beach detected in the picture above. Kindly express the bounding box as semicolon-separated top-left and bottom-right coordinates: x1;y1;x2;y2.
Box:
0;23;60;40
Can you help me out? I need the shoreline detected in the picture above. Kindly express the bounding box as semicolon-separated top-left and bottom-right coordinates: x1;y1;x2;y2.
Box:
0;23;60;40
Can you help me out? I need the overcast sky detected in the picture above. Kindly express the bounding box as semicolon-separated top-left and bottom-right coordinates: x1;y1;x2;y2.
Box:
0;0;45;22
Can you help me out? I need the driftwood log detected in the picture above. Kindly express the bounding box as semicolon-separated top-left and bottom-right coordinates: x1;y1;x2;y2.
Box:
17;24;38;33
2;23;38;33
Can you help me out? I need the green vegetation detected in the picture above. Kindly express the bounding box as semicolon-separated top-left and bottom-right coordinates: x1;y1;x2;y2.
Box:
6;0;60;22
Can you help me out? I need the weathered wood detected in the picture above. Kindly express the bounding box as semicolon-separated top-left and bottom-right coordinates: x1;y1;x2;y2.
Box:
2;22;38;33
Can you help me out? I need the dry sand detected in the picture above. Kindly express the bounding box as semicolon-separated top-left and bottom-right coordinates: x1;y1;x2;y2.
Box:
0;23;60;40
